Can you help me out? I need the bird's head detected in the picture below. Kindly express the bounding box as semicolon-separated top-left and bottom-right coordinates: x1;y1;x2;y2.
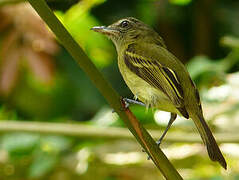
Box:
91;17;163;50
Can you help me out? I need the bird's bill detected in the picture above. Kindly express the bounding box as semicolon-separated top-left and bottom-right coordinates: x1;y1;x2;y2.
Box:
91;26;119;36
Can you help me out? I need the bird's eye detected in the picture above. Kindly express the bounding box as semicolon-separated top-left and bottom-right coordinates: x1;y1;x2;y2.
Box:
120;20;129;28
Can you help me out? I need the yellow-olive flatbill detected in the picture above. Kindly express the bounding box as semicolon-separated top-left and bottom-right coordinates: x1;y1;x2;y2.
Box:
91;17;227;169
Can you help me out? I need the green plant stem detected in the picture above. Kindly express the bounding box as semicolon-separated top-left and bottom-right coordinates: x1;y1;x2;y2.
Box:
26;0;183;179
0;121;236;143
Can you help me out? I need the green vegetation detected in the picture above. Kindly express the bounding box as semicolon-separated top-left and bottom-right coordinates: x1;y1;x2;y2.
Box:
0;0;239;179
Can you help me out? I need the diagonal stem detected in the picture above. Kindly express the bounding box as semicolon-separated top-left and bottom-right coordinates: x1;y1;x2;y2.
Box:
26;0;183;179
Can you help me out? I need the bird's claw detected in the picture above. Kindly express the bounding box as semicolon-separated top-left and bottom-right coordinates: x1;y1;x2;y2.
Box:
156;140;161;147
142;149;151;160
122;98;130;109
112;97;131;113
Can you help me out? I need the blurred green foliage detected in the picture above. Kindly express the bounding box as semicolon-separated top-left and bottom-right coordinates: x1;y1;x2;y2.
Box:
55;0;115;68
169;0;192;6
0;0;239;179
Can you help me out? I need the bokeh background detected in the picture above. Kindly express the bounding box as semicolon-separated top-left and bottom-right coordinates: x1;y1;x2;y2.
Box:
0;0;239;179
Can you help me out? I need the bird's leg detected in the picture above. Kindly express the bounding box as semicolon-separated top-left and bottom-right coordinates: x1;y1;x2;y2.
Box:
112;97;145;113
143;113;177;160
123;98;146;108
156;113;177;146
141;113;176;159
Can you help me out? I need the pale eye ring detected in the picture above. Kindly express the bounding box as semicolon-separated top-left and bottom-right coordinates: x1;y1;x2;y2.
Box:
120;20;129;28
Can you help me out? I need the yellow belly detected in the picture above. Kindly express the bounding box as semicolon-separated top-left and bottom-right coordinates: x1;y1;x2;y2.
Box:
118;57;179;114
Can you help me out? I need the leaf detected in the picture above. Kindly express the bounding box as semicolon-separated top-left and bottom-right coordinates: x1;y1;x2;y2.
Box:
220;36;239;49
187;56;215;79
40;135;71;153
0;44;20;96
28;152;57;178
25;49;55;85
2;133;39;156
187;56;227;87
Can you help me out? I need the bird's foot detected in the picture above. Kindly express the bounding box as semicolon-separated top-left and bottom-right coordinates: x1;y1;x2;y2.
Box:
142;149;151;160
123;98;146;108
142;141;161;160
112;97;146;112
156;140;161;147
112;97;141;113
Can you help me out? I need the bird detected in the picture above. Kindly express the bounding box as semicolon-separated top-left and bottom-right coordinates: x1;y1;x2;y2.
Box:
91;17;227;169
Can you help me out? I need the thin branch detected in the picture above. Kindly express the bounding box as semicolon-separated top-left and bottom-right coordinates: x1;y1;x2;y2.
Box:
0;121;236;143
26;0;183;179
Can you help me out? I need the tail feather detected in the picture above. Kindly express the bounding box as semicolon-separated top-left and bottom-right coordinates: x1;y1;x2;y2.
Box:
192;115;227;169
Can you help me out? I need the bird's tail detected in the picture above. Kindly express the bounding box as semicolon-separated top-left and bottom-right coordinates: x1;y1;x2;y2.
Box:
192;114;227;169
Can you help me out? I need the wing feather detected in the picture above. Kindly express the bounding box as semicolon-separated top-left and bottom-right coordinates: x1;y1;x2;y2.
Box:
124;48;184;108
